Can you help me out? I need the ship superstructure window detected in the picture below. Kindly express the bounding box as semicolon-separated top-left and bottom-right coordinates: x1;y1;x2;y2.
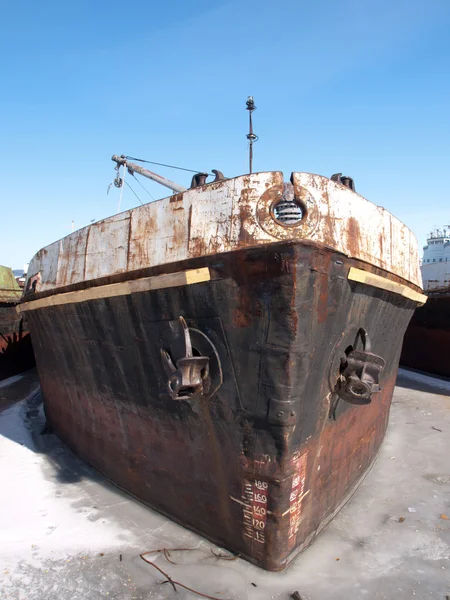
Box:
433;259;436;262
440;258;443;262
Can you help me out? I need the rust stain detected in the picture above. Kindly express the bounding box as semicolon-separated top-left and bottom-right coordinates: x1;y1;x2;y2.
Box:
189;235;212;258
238;194;256;247
321;189;336;248
199;398;234;531
280;255;291;275
187;205;193;243
293;369;397;554
233;305;251;328
170;210;187;257
57;231;88;287
132;212;157;265
347;217;361;257
83;227;92;280
126;214;133;270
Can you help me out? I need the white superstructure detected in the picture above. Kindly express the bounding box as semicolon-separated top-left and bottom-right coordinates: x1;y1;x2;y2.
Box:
421;228;450;289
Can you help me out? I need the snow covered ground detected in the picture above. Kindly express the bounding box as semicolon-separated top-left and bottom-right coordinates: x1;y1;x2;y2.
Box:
0;369;449;600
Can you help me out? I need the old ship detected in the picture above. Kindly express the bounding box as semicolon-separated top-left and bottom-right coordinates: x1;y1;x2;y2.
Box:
18;104;425;571
401;227;450;377
0;265;34;380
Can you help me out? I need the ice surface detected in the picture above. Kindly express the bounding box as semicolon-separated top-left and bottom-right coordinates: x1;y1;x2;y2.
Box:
1;370;450;600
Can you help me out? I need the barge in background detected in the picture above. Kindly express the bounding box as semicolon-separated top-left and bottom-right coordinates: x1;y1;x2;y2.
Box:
401;227;450;377
18;159;425;571
0;265;35;381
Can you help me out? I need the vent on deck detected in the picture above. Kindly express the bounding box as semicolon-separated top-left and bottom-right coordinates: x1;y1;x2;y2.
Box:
273;199;304;225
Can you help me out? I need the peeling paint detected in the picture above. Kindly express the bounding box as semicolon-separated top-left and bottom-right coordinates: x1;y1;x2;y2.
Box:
24;172;422;295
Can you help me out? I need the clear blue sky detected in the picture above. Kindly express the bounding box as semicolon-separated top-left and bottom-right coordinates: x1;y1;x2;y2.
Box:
1;0;449;269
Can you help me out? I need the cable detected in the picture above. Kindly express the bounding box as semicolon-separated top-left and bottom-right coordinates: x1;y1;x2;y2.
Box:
130;173;156;201
117;163;126;213
125;156;211;175
125;180;144;205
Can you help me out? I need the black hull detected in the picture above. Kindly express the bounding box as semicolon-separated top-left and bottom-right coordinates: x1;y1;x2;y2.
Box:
26;242;416;570
401;290;450;377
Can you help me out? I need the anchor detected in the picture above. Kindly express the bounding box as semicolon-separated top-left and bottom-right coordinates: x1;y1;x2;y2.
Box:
335;328;385;406
160;317;211;401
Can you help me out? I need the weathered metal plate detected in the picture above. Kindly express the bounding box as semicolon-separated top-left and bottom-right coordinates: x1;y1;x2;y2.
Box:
129;191;190;269
401;289;450;377
24;172;422;295
85;213;131;281
55;230;88;288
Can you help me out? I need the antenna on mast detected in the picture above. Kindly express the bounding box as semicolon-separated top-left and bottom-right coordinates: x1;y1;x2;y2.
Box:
246;96;258;174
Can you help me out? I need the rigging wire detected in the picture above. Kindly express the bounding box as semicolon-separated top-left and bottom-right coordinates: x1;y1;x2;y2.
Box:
117;164;126;213
130;173;156;201
125;156;211;175
125;180;144;205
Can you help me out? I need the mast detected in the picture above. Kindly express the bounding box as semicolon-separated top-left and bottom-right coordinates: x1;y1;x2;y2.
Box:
111;155;187;193
246;96;258;174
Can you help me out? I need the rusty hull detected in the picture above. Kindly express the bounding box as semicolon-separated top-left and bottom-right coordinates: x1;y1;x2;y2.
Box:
25;242;416;571
400;288;450;377
0;308;35;381
0;266;35;380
